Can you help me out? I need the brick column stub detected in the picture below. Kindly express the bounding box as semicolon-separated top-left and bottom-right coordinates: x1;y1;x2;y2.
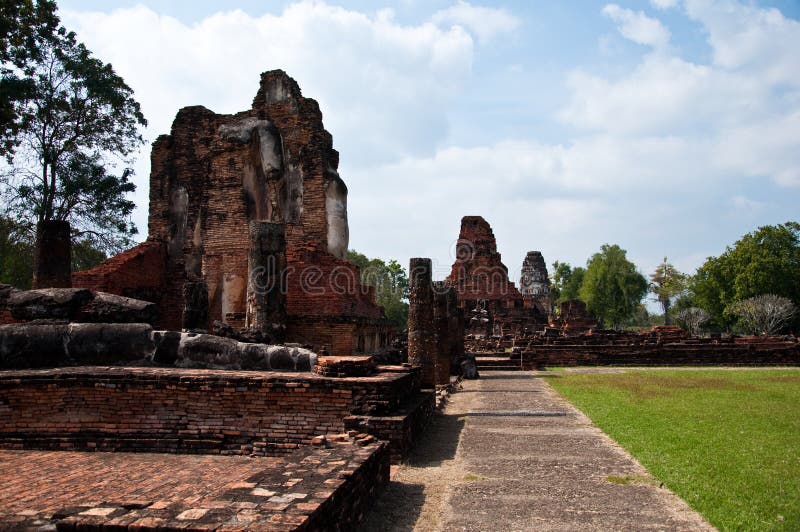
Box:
408;258;436;387
33;220;72;289
246;221;287;342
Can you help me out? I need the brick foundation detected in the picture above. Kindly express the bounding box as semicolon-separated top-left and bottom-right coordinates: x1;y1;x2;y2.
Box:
0;366;427;460
0;442;389;530
521;337;800;368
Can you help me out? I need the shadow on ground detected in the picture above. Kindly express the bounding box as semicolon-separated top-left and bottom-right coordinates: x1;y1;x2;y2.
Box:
356;412;466;531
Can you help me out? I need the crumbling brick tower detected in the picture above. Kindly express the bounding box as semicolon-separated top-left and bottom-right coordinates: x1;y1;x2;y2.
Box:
446;216;524;334
74;70;389;355
519;250;552;317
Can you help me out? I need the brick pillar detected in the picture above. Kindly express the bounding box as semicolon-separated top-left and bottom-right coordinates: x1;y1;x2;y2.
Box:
433;281;452;385
182;280;209;330
447;286;463;374
246;221;286;342
408;258;436;388
33;220;72;289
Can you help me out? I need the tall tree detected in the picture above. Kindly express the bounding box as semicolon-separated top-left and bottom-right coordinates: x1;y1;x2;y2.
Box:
1;2;146;258
691;222;800;330
346;250;409;330
579;244;647;328
649;257;687;324
550;260;585;307
1;0;60;157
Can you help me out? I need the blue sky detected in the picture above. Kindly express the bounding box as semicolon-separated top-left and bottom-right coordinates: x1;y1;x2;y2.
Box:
57;0;800;300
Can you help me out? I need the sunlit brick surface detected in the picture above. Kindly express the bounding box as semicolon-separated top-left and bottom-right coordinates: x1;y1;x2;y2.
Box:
0;443;388;530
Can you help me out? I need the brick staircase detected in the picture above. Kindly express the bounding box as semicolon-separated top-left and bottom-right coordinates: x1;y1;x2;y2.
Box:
474;352;521;372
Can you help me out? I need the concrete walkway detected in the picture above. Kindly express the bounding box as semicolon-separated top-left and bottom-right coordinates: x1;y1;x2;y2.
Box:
360;371;713;531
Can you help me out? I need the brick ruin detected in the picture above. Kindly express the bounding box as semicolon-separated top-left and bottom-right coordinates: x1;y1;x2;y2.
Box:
407;258;465;388
518;326;800;368
0;72;443;530
441;217;799;369
73;70;389;357
446;216;549;353
519;250;551;315
2;69;799;529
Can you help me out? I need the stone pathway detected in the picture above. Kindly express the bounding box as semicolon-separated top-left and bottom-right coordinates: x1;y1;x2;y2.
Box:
361;371;714;531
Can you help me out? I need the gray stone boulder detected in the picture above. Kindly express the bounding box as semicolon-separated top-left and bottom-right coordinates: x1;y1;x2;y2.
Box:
167;332;317;371
77;292;159;324
0;322;156;369
6;288;157;324
7;288;94;320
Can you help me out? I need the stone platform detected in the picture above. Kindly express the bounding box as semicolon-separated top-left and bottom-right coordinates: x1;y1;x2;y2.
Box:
0;366;430;462
0;441;388;530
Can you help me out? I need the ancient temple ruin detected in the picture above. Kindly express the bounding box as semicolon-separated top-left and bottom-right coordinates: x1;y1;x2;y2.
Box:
519;250;551;315
73;70;389;356
446;216;549;347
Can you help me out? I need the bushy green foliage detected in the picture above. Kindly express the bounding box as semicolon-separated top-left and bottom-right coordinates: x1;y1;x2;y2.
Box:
579;244;648;328
0;215;106;288
346;250;409;330
0;215;33;288
648;258;687;325
691;222;800;331
1;0;146;255
550;260;585;306
627;303;665;330
0;0;60;157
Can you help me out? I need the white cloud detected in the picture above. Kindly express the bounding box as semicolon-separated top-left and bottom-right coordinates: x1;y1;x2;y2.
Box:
61;1;480;232
651;0;679;9
431;1;521;44
56;0;799;286
731;195;765;213
559;0;800;193
685;0;800;84
602;3;671;48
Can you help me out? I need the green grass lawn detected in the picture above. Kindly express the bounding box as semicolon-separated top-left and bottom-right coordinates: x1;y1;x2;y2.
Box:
548;369;800;531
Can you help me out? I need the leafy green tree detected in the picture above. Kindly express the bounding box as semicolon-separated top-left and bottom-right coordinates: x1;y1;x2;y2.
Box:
1;0;60;157
346;250;409;329
0;214;106;288
550;260;585;307
71;236;106;272
691;222;800;330
0;215;34;288
579;244;647;328
1;3;146;259
627;303;665;330
649;257;687;325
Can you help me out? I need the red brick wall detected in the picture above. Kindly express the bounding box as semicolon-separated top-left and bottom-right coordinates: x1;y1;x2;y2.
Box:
521;340;800;369
286;316;391;357
72;241;168;324
0;367;417;456
83;71;386;340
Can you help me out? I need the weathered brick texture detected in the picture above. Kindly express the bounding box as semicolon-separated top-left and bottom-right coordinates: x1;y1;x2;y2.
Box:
0;367;423;456
71;71;388;354
521;334;800;369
